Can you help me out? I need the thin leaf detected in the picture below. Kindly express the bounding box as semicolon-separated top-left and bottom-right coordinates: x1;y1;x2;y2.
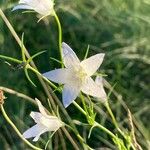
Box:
21;33;26;62
88;124;97;139
84;45;90;59
107;82;117;99
50;57;63;65
24;68;37;87
27;50;47;64
93;72;108;77
0;55;22;63
37;14;49;23
44;131;57;150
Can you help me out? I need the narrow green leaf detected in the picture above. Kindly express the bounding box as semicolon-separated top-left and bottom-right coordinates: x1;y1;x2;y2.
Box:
50;57;63;65
0;55;22;63
84;45;90;59
21;33;26;62
88;124;97;139
93;72;108;77
24;68;37;87
27;50;47;64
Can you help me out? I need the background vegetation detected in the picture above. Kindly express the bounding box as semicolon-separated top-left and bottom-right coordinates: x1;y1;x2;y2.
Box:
0;0;149;149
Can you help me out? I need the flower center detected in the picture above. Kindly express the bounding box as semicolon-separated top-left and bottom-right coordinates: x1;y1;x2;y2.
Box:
73;66;87;85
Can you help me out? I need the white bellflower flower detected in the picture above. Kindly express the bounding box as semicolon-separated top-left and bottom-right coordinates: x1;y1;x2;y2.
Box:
13;0;54;16
43;42;106;107
23;99;63;141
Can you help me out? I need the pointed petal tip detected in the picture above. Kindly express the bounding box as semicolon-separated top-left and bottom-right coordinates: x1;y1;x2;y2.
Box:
22;131;30;139
35;99;47;115
63;96;76;108
35;98;40;104
12;7;18;12
101;53;105;57
12;5;33;12
30;111;35;118
33;136;40;142
62;42;68;50
63;96;73;108
62;42;66;45
97;53;105;58
63;102;69;108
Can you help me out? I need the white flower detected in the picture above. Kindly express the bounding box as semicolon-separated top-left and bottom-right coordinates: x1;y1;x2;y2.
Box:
23;99;63;142
13;0;55;16
95;76;107;102
43;42;106;107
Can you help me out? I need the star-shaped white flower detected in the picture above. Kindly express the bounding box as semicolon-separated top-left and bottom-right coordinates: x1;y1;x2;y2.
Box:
13;0;55;16
23;99;63;142
43;42;106;107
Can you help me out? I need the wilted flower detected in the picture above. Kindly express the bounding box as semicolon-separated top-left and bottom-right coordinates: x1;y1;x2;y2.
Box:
13;0;55;16
23;99;63;142
43;42;106;107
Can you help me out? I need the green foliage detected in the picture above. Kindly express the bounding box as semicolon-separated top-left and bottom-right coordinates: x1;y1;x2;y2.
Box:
0;0;149;149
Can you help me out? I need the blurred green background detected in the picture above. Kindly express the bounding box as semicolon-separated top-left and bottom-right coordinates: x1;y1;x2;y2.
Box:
0;0;150;149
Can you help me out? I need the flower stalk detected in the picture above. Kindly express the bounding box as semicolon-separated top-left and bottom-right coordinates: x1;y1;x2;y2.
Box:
54;12;63;66
105;101;125;137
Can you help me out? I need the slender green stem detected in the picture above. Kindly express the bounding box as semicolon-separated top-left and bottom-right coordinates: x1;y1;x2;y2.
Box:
73;101;86;115
0;105;43;150
105;101;117;126
105;101;125;137
94;122;116;139
72;101;116;140
53;12;63;67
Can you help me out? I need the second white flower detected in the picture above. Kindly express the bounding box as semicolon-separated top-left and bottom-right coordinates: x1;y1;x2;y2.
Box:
13;0;54;16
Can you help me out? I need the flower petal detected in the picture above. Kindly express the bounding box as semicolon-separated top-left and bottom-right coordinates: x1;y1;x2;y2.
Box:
81;53;105;76
23;124;48;141
12;4;33;11
62;42;80;68
19;0;41;6
35;99;47;115
81;77;107;101
30;111;45;123
95;76;107;101
62;84;80;107
30;112;62;130
19;0;27;3
30;111;49;125
17;0;54;16
43;68;70;84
